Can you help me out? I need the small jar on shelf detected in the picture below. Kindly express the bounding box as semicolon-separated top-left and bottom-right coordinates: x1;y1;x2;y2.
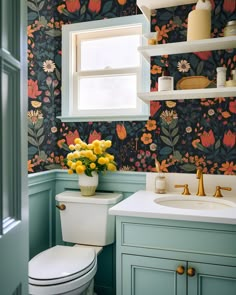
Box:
158;67;174;91
216;67;227;88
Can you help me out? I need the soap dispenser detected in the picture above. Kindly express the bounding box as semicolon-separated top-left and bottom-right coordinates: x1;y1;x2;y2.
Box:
155;159;166;194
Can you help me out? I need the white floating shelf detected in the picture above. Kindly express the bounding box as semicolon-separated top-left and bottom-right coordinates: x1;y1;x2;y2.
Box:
139;36;236;61
137;0;196;21
138;87;236;102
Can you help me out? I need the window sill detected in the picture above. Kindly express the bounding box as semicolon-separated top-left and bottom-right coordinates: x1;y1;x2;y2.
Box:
57;113;150;122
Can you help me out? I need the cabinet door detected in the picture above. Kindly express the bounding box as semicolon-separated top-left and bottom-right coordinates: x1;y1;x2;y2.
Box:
187;262;236;295
122;254;187;295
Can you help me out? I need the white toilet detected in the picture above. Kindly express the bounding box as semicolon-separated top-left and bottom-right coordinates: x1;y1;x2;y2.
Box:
28;191;123;295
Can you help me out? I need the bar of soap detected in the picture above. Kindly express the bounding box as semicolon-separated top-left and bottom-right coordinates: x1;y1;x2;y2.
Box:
187;9;211;41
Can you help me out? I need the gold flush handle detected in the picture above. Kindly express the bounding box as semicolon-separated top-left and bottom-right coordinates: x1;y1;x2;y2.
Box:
213;186;232;198
176;265;185;275
187;267;196;277
175;184;191;195
56;204;66;211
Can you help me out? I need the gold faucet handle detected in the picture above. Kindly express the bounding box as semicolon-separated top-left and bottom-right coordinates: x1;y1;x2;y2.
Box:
175;184;191;195
213;186;232;198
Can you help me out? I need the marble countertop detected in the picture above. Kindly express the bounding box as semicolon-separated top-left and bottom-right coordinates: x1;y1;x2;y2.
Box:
109;190;236;225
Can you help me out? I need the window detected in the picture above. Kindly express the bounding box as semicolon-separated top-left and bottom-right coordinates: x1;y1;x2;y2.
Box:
59;15;150;122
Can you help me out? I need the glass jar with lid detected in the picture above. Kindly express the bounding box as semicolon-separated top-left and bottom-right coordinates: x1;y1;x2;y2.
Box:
224;20;236;37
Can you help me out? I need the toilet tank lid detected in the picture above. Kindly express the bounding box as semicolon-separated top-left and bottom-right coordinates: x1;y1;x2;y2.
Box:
56;191;123;204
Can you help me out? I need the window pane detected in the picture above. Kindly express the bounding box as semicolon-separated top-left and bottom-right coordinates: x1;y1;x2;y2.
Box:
80;35;140;71
78;75;137;110
2;71;10;219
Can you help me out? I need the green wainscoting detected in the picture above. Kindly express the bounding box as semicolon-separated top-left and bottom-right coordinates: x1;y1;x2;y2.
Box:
28;170;146;295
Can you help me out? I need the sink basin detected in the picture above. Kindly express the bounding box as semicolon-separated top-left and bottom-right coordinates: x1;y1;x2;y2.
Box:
154;196;236;210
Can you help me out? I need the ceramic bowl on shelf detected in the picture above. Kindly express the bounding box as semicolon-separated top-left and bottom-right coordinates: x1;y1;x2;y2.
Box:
176;76;214;90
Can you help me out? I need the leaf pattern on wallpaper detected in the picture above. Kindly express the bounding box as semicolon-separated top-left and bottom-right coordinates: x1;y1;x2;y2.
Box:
27;0;236;175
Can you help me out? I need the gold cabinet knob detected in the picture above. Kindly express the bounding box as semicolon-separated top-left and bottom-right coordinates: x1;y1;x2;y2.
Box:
187;267;196;277
176;265;185;275
56;204;66;211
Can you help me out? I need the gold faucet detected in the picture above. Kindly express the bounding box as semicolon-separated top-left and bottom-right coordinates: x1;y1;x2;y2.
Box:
196;168;206;196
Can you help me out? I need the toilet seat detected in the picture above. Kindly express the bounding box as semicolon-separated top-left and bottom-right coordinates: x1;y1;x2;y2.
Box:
29;245;97;295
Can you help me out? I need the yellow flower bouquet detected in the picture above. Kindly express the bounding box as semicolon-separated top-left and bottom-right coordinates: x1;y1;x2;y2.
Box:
66;137;117;177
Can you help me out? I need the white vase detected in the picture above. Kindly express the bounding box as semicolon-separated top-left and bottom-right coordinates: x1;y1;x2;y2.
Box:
78;171;98;196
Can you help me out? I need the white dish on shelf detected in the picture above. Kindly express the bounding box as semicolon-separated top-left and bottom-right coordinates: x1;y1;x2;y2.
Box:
137;0;196;20
138;36;236;61
138;87;236;102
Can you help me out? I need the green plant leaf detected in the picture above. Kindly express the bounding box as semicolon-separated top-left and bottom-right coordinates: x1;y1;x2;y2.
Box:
38;135;45;146
180;164;196;172
28;146;38;156
34;118;43;130
102;1;113;14
28;127;35;137
61;142;70;151
172;135;180;146
45;164;63;170
37;127;44;137
39;150;47;161
169;119;178;129
27;1;38;11
38;1;45;11
160;136;173;146
196;142;209;153
196;60;204;75
28;136;38;147
45;30;61;37
161;126;170;137
171;127;179;137
215;139;221;150
159;146;172;155
173;150;182;161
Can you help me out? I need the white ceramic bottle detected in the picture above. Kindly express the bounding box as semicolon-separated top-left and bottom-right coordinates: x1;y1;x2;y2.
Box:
216;67;227;88
155;174;166;194
158;67;174;91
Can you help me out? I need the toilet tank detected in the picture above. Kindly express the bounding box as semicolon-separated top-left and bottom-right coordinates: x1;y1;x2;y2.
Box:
56;191;123;246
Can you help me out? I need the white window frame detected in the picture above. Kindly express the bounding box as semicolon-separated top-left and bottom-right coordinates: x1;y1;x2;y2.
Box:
58;14;150;122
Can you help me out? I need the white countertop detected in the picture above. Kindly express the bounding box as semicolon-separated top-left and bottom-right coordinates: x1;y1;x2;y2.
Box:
109;190;236;225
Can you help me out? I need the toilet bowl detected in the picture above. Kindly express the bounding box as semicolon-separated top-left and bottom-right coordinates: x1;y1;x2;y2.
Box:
29;245;97;295
28;191;123;295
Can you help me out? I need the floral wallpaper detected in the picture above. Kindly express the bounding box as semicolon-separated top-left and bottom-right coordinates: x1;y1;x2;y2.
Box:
27;0;236;175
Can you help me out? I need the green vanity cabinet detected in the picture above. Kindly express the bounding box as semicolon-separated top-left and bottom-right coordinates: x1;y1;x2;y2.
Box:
122;254;187;295
115;216;236;295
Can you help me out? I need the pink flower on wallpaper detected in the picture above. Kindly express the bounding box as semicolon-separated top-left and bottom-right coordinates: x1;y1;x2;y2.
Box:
65;0;81;13
88;130;102;143
193;51;212;60
223;130;236;148
28;79;42;99
223;0;235;13
200;130;215;148
65;130;80;146
88;0;101;13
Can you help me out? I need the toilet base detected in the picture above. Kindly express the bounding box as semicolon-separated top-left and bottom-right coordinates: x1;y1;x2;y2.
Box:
81;279;94;295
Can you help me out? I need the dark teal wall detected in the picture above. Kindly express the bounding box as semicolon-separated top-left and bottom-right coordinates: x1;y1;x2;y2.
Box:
27;0;236;175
